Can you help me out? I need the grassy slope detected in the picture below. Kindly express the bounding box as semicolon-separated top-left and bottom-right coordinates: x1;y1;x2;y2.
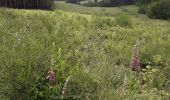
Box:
55;1;138;16
0;5;170;99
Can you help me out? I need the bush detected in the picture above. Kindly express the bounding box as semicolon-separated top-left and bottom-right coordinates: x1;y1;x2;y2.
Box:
115;14;132;27
97;1;112;7
66;0;79;3
81;1;97;7
146;0;170;19
65;68;99;99
135;0;160;6
138;5;147;14
81;0;134;7
92;16;115;28
136;0;160;14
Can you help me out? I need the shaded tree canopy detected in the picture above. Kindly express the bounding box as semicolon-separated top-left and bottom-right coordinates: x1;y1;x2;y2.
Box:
0;0;54;10
97;0;134;7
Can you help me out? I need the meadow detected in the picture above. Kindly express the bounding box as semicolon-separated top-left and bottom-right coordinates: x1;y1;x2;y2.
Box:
0;2;170;100
55;1;138;16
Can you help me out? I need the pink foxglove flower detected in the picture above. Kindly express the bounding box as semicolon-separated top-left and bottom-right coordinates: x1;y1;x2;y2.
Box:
46;68;56;83
131;49;141;71
131;55;140;71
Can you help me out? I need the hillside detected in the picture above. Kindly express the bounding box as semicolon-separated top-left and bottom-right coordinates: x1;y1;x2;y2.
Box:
0;6;170;100
55;1;138;16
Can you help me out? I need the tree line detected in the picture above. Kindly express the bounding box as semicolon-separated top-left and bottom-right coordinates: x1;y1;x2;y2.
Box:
0;0;54;10
136;0;170;19
67;0;135;7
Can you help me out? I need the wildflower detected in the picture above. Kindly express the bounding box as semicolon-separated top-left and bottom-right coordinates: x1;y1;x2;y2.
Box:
131;48;141;71
46;67;56;84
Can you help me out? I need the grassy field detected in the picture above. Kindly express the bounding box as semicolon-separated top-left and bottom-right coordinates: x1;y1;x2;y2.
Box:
55;1;170;23
55;1;138;16
0;3;170;100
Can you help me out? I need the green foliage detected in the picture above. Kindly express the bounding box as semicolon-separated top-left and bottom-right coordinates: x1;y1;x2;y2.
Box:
92;16;115;28
55;2;138;16
136;0;170;19
115;14;132;27
0;7;170;100
146;0;170;19
136;0;160;14
66;0;79;3
142;65;165;89
0;0;54;10
135;0;160;6
81;1;98;7
138;5;147;14
65;67;99;99
83;0;134;7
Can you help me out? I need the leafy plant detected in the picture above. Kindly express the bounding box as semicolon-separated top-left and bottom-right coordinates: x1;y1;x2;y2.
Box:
115;14;132;27
146;0;170;19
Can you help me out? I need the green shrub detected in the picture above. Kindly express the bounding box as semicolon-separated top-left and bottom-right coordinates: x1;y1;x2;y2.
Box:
146;0;170;19
138;5;147;14
136;0;161;14
65;68;99;99
92;16;115;28
82;0;134;7
115;14;132;27
135;0;160;6
66;0;79;4
81;1;97;7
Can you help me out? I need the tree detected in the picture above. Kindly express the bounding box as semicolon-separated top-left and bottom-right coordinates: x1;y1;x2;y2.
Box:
0;0;54;10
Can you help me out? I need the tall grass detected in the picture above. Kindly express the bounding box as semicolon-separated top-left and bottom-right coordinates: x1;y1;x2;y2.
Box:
0;8;170;99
